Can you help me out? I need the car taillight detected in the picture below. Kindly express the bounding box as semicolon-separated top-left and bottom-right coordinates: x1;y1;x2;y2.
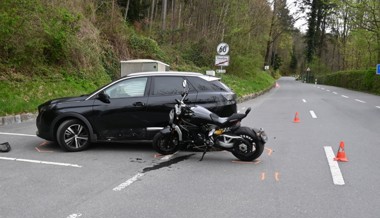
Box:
222;93;236;101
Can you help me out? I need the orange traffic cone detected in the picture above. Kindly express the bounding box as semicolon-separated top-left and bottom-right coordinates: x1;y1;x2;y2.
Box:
293;112;300;123
334;141;348;162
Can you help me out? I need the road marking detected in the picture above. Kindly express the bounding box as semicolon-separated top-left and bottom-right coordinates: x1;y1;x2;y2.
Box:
355;99;366;103
113;173;145;191
324;146;345;185
309;110;317;118
326;89;330;92
0;156;82;168
35;141;54;153
275;172;280;182
333;92;338;95
321;88;325;90
232;160;261;164
376;106;380;109
265;147;273;156
0;132;36;137
161;153;177;161
341;95;349;98
302;99;307;103
261;172;266;181
67;213;82;218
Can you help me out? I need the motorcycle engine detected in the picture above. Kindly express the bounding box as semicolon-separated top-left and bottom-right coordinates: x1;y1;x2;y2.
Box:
195;133;206;146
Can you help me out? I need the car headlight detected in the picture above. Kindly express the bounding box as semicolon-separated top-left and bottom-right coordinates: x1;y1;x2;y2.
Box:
38;103;56;114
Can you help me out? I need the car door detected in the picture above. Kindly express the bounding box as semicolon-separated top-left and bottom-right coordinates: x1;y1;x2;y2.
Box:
91;77;150;141
145;76;197;135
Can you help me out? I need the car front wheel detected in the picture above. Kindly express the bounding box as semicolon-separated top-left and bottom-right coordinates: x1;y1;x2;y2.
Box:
56;119;90;152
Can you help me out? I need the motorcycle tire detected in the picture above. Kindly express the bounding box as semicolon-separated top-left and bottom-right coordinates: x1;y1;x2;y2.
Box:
152;132;180;155
232;127;264;161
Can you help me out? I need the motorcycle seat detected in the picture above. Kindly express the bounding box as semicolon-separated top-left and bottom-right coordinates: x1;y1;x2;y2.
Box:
210;113;246;127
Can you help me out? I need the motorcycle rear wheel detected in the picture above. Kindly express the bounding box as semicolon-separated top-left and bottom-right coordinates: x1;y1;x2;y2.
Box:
232;127;264;161
152;132;180;155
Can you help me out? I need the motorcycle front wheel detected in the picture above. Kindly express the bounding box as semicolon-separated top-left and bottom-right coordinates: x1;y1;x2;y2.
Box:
232;127;264;161
152;131;180;155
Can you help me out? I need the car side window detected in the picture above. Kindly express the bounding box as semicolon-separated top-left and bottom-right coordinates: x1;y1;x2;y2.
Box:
152;76;194;96
186;76;224;92
104;77;148;98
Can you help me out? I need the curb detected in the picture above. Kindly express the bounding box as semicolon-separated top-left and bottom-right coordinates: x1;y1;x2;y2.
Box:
0;83;276;126
0;113;37;126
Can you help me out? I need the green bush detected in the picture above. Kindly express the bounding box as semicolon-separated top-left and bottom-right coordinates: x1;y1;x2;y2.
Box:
317;68;380;95
128;34;165;59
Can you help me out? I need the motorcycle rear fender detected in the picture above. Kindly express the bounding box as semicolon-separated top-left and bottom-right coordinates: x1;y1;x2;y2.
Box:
160;125;183;141
253;127;268;144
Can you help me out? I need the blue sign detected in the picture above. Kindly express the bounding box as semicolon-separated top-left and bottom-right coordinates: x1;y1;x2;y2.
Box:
377;64;380;75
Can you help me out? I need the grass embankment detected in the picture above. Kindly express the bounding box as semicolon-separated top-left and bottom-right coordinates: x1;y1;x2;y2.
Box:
221;72;275;97
0;74;110;116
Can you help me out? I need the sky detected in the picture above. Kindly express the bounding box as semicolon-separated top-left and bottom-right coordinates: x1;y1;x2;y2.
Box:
287;0;308;33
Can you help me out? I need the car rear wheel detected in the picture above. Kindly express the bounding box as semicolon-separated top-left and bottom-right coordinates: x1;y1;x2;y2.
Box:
56;119;90;152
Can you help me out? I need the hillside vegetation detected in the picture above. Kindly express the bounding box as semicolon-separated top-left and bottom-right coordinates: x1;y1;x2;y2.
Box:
0;0;284;116
1;0;380;116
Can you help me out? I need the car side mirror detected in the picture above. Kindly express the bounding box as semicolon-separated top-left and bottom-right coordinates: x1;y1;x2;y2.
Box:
98;91;110;103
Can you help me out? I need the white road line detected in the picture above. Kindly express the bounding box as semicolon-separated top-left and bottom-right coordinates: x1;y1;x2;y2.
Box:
376;106;380;109
326;89;330;92
67;213;82;218
333;92;338;94
324;146;345;185
321;88;325;90
113;173;145;191
341;95;349;98
355;99;366;103
161;153;176;161
0;156;82;168
302;99;307;103
309;110;317;118
0;132;36;137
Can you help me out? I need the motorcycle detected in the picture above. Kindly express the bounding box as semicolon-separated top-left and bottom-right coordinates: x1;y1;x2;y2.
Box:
153;80;268;161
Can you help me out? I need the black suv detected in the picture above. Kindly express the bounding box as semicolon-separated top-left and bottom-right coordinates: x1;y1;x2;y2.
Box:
36;71;237;151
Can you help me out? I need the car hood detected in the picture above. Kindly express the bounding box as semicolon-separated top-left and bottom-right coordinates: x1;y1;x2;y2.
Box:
46;95;89;105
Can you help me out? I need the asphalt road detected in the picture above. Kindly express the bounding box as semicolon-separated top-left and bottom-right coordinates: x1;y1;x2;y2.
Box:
1;77;380;218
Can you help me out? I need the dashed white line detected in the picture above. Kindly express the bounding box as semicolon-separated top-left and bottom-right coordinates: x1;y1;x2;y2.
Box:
326;89;330;92
376;106;380;109
113;173;145;191
309;110;317;118
355;99;366;103
0;157;82;168
333;92;338;94
341;95;349;98
324;146;345;185
0;132;36;137
302;99;307;103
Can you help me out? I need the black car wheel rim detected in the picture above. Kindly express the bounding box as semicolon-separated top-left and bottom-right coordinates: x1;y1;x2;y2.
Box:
64;124;89;149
